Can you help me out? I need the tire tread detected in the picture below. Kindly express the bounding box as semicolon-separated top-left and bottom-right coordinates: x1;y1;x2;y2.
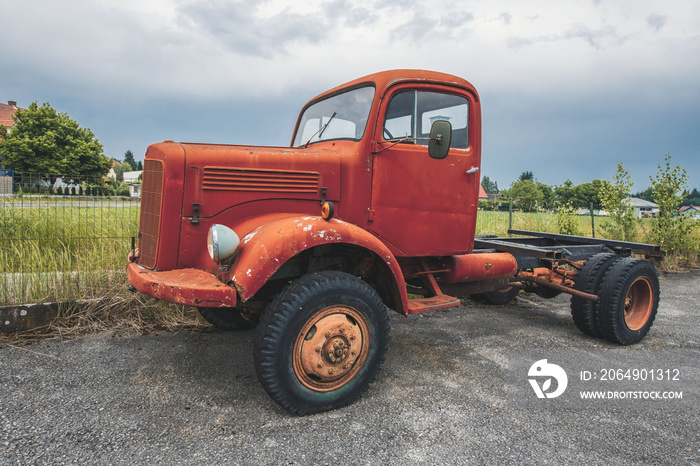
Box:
253;271;389;415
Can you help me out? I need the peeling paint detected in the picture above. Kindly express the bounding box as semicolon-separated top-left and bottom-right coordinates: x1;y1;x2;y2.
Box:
241;226;262;245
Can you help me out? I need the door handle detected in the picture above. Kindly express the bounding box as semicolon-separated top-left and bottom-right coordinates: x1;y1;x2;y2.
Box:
466;167;479;174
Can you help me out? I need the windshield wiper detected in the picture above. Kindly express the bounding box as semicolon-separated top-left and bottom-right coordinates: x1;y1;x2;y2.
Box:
304;112;336;148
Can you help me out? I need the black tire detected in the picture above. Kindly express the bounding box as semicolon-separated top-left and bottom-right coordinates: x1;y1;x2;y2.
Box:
570;253;623;338
198;307;259;331
253;271;390;415
478;286;519;305
596;258;660;345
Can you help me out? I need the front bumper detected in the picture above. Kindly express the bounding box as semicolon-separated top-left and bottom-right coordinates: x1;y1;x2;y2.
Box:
127;260;237;308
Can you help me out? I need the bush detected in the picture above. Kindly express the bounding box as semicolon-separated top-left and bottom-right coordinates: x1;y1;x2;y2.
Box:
557;203;582;236
600;163;637;241
650;154;696;262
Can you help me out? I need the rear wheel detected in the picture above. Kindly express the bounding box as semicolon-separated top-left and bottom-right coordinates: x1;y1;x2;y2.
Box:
570;253;622;337
253;271;390;415
198;307;259;331
596;258;659;345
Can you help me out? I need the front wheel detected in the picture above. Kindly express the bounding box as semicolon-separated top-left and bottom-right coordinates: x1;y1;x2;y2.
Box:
253;271;390;415
596;258;660;345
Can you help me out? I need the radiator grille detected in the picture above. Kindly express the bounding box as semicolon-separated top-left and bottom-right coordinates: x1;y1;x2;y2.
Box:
202;167;320;193
138;160;164;269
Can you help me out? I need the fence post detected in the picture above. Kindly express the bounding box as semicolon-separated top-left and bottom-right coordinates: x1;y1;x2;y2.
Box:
508;198;513;232
590;203;595;238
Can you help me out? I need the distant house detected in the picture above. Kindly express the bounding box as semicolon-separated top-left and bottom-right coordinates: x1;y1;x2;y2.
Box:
106;159;120;181
678;206;700;219
624;197;659;218
122;170;142;197
1;101;20;167
0;101;19;134
478;184;488;199
123;170;142;183
129;183;142;198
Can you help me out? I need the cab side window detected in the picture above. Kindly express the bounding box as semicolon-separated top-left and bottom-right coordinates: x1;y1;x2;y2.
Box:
382;90;469;149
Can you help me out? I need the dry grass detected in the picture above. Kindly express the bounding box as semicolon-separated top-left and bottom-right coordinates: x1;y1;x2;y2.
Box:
0;283;211;345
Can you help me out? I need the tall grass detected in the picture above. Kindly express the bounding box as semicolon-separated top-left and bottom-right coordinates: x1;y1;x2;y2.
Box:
476;208;699;269
0;195;139;306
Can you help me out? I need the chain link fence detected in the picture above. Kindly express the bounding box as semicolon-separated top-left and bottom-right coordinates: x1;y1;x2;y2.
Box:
0;172;139;306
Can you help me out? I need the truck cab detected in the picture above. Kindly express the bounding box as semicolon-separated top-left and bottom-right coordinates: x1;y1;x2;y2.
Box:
128;70;490;316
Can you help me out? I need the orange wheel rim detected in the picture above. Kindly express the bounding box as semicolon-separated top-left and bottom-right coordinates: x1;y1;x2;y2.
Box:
624;277;653;331
293;305;370;392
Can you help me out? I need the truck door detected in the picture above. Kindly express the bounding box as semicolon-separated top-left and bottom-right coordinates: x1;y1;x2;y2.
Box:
369;86;480;256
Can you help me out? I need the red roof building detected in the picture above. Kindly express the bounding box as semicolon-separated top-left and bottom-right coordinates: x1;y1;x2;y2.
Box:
0;101;19;129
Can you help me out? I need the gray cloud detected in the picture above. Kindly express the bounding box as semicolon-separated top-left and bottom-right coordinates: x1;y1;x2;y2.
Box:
499;12;512;25
322;0;379;27
646;14;667;32
390;13;440;42
507;22;621;50
440;11;475;29
564;23;620;49
177;1;330;58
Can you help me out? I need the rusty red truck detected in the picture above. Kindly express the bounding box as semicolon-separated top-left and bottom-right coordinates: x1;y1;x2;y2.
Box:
127;70;663;414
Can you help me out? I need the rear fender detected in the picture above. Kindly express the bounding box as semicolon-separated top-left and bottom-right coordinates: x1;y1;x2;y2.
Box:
230;216;408;313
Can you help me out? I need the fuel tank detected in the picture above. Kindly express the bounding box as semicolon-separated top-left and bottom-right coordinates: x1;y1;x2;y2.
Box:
440;252;518;284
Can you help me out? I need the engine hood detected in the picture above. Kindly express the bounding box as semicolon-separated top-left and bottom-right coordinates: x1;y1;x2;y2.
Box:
177;142;343;220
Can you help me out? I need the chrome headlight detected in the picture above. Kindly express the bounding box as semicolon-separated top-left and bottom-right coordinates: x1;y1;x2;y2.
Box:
207;224;240;263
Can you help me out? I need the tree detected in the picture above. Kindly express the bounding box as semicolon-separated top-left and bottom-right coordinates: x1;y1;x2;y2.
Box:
554;180;576;206
481;176;499;193
631;186;654;202
0;102;111;179
519;171;534;182
113;162;133;182
649;154;694;256
136;160;143;171
504;179;544;210
682;188;700;206
536;182;554;208
574;180;608;209
123;150;136;170
600;163;635;241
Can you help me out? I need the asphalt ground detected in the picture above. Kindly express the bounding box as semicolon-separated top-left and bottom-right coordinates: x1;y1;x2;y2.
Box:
1;270;698;465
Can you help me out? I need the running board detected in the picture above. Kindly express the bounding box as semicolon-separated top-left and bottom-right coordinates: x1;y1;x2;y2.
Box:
406;295;461;314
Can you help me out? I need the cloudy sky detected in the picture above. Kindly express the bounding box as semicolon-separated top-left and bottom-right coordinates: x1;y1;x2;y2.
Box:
2;0;698;191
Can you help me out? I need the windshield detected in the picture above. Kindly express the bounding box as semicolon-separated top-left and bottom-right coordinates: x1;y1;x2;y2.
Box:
293;86;375;147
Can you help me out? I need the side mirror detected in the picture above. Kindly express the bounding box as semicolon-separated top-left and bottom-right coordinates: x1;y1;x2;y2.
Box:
428;120;452;159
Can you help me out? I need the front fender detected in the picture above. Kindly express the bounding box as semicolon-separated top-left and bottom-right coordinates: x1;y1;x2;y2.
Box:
229;216;407;312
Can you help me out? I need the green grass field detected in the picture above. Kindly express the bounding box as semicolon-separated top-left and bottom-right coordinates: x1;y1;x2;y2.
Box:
1;198;697;307
1;197;139;305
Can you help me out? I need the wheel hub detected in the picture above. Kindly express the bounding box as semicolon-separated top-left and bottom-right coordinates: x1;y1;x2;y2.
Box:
624;276;653;331
323;336;350;364
293;306;369;392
